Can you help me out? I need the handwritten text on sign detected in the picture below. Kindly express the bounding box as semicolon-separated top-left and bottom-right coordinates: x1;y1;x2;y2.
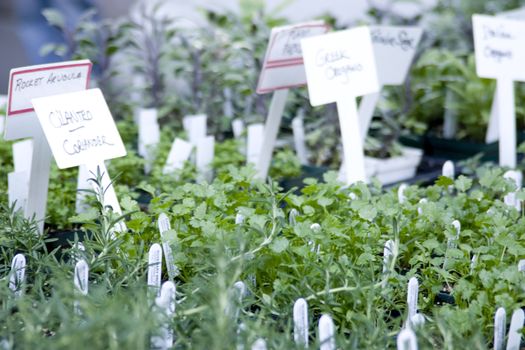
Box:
7;60;92;116
472;15;525;82
370;26;423;85
31;88;126;169
256;21;328;94
301;27;379;106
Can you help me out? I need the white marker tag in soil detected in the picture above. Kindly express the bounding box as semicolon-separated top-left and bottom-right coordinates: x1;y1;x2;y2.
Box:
9;254;26;297
506;308;524;350
302;27;379;185
407;277;418;319
137;108;160;174
409;313;425;329
196;136;215;183
152;281;176;350
256;21;328;94
494;307;506;350
397;328;418;350
157;213;178;280
247;124;264;166
31;88;126;169
183;114;207;145
163;138;193;175
148;243;163;297
442;160;455;179
417;198;427;216
293;298;308;346
232;119;245;139
235;213;245;225
227;281;247;321
398;184;408;204
251;339;267;350
318;314;336;350
5;60;92;140
74;259;89;295
504;170;522;211
518;259;525;272
383;239;395;274
289;208;299;226
292;114;308;164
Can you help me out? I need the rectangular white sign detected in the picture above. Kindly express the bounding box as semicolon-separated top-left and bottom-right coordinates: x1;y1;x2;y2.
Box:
5;60;92;140
472;15;525;82
31;88;126;169
370;26;423;85
301;27;380;106
256;21;328;94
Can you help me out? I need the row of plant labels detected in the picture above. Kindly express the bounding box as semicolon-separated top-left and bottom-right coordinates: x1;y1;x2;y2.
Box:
3;13;524;233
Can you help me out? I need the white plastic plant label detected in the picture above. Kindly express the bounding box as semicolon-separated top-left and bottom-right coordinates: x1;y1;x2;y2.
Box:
12;139;33;173
301;27;380;106
8;172;29;212
196;136;215;182
397;328;418;350
158;213;179;280
494;307;506;350
472;15;525;81
251;339;267;350
407;277;418;319
74;259;89;317
5;60;92;140
137;108;160;174
256;21;328;94
398;184;408;204
292;114;308;165
507;309;524;350
232;119;245;139
148;243;163;297
163;138;193;174
183;114;207;145
31;88;126;169
247;123;264;166
370;26;423;85
318;314;336;350
383;239;395;274
293;298;308;346
9;254;26;298
442;160;455;179
152;281;176;350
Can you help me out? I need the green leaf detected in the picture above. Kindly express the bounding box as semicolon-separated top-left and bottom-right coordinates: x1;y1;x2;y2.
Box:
455;175;472;192
436;176;454;187
270;237;289;253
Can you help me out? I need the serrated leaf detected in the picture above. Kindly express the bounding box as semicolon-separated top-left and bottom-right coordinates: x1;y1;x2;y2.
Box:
270;237;289;253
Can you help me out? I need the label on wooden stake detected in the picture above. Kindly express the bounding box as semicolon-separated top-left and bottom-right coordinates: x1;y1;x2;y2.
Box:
148;243;163;296
257;21;328;94
31;89;126;169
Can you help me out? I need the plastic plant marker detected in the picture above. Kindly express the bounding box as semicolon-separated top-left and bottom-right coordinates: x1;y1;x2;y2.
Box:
310;223;321;232
227;281;247;321
398;184;408;204
247;123;264;166
293;298;309;346
8;171;29;213
5;60;92;234
318;314;336;350
183;114;207;146
397;328;418;350
254;21;328;179
518;260;525;272
223;87;233;118
407;277;418;319
148;243;163;297
301;27;379;185
442;160;455;179
137;108;160;174
163;138;193;175
158;213;178;280
506;309;524;350
292;113;308;165
289;208;299;226
417;198;427;216
151;281;176;350
232;119;245;139
235;213;245;225
494;307;506;350
452;220;461;240
472;15;525;168
251;339;267;350
409;313;425;329
196;135;215;183
9;254;26;298
74;259;89;317
504;170;522;211
383;239;395;275
443;90;458;139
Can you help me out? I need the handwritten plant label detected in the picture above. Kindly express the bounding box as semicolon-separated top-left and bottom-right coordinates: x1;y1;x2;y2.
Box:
5;60;92;140
370;26;423;85
301;27;379;106
257;21;328;94
9;254;26;298
31;88;126;169
472;15;525;81
74;259;89;316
